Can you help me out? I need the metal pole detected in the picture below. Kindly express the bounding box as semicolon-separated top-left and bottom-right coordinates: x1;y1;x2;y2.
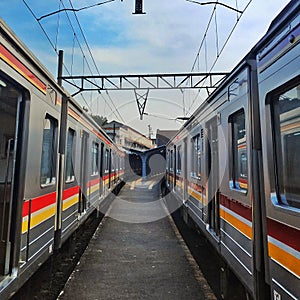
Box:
57;50;64;87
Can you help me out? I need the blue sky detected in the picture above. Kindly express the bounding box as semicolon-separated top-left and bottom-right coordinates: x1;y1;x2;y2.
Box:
0;0;291;136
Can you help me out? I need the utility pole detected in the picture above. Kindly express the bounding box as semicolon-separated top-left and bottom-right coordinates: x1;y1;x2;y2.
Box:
57;50;64;87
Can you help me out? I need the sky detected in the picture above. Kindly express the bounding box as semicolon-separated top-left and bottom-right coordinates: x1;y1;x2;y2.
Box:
0;0;292;138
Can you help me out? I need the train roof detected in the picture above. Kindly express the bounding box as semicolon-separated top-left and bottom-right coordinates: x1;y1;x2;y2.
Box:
170;0;300;142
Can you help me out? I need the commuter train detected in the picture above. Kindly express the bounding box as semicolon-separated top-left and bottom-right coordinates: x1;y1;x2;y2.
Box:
0;18;124;299
166;1;299;299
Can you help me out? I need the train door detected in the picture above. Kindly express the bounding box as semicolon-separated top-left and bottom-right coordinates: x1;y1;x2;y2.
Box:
206;115;220;237
0;75;27;275
79;131;88;213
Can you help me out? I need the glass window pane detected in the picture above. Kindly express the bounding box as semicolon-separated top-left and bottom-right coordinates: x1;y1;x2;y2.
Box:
230;110;247;191
92;142;99;175
41;116;58;185
273;84;300;208
105;149;109;172
65;129;75;182
177;146;182;173
191;134;201;178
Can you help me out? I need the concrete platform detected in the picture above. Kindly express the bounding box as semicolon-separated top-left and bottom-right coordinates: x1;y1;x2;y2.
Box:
59;178;216;300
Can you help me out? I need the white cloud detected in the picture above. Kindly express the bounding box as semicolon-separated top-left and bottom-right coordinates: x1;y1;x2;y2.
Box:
1;0;292;135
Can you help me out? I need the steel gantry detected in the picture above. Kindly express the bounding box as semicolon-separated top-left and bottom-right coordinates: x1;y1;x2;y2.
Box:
58;72;228;120
60;72;229;96
59;71;229;120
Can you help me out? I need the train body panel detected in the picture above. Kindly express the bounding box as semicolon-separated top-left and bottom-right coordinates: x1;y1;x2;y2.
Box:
168;65;257;293
0;18;124;299
257;7;300;299
166;1;300;299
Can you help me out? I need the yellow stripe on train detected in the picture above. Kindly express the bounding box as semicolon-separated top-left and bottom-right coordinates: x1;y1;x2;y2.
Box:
220;207;252;240
63;194;79;211
22;216;29;234
30;205;56;229
87;184;100;196
268;241;300;278
188;186;203;203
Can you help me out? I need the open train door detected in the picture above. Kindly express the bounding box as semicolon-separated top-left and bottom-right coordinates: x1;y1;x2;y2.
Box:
0;75;28;275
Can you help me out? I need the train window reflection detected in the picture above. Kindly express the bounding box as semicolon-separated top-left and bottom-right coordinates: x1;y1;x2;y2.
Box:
105;149;109;173
229;109;248;192
273;84;300;208
41;115;58;186
176;145;182;174
65;129;75;182
91;142;99;175
191;134;201;178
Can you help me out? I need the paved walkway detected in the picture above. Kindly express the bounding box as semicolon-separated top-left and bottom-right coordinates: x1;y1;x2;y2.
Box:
59;178;216;300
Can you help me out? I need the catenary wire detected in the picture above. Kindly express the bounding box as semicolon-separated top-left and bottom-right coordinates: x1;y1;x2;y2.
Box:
22;0;124;121
187;0;252;114
65;0;125;122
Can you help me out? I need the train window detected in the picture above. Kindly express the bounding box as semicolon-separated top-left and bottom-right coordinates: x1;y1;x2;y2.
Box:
65;129;75;182
111;152;115;172
191;134;201;178
41;115;58;186
229;109;248;192
271;84;300;209
105;149;109;173
176;146;182;174
170;150;174;171
91;142;99;175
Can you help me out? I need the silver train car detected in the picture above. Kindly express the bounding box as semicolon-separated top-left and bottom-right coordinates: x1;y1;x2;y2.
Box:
166;1;300;299
0;19;124;298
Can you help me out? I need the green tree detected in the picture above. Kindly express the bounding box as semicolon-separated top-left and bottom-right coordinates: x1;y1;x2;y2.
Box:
91;115;108;128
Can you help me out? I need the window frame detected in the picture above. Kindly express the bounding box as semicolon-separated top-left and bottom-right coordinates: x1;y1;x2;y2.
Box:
191;133;202;179
65;128;76;183
104;148;110;173
270;80;300;209
170;149;174;172
91;141;99;176
40;114;58;187
228;109;248;194
176;145;182;174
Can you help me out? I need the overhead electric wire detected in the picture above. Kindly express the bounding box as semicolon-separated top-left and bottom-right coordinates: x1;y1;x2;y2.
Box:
190;1;219;73
105;91;126;123
66;0;125;123
37;0;115;21
22;0;93;112
22;0;125;122
187;0;252;114
186;0;243;13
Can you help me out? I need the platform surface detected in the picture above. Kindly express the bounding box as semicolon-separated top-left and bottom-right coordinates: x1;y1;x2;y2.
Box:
59;178;216;300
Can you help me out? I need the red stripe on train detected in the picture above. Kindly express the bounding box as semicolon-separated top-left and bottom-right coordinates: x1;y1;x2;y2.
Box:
63;186;80;200
267;218;300;252
0;43;47;93
220;194;252;222
22;192;57;217
88;178;100;188
22;200;30;218
30;192;57;214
